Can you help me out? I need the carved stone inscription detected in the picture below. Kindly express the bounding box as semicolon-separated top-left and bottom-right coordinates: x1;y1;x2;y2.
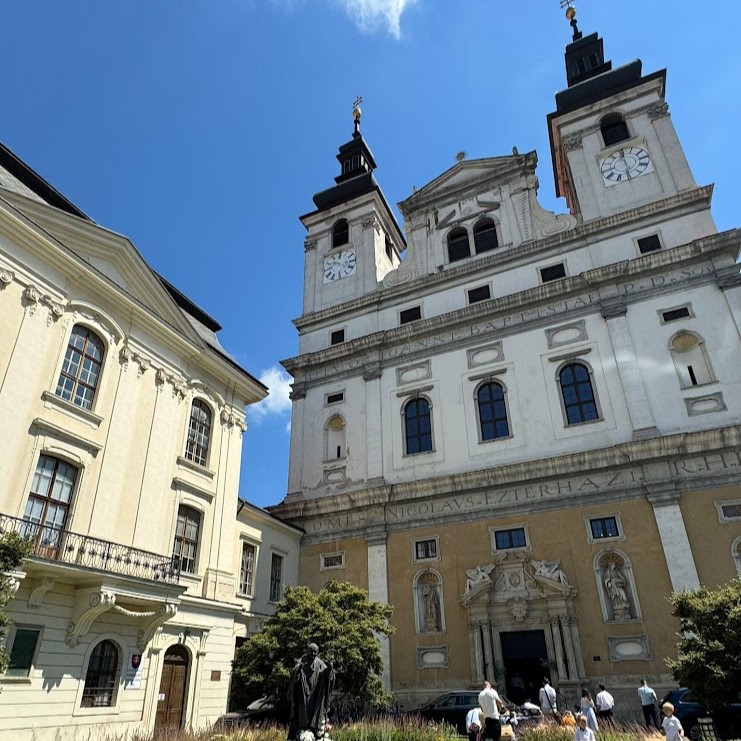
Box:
306;294;600;381
303;450;741;536
618;265;713;295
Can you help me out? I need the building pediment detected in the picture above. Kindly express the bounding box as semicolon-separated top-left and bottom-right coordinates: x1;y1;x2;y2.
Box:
460;552;576;607
398;153;536;215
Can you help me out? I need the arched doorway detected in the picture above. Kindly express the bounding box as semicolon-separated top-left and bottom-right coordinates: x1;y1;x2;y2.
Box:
155;644;189;731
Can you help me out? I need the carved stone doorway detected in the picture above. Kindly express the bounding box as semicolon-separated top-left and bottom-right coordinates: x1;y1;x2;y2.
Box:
155;645;189;732
500;630;548;706
461;552;586;708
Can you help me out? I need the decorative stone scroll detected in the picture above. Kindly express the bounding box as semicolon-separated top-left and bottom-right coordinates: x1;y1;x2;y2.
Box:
28;577;55;609
138;603;178;650
66;588;116;647
22;284;65;323
0;267;14;287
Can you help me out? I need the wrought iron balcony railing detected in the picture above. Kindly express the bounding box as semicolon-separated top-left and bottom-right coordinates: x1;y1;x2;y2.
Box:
0;513;180;585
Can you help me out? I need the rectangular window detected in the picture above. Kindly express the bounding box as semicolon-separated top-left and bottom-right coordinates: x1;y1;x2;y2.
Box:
468;285;491;304
415;539;437;560
7;628;41;677
400;306;422;325
721;504;741;520
330;329;345;346
269;553;284;602
326;392;344;405
637;234;662;254
540;263;566;283
239;543;256;595
321;552;345;569
589;516;620;539
661;307;691;323
494;528;527;550
173;505;201;574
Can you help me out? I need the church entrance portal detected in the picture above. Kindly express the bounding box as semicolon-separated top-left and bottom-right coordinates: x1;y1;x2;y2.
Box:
500;630;548;707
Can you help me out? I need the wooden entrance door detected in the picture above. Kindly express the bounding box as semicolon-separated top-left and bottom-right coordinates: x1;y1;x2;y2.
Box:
155;645;189;731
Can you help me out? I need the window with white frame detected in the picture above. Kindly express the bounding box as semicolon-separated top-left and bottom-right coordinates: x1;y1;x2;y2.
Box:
172;505;201;574
55;324;105;410
239;542;257;595
185;399;212;466
5;627;42;677
589;516;620;540
80;640;121;708
269;553;284;602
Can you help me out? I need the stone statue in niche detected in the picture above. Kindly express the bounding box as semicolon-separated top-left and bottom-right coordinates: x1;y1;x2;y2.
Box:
603;560;631;620
464;564;495;593
422;584;441;632
531;559;569;585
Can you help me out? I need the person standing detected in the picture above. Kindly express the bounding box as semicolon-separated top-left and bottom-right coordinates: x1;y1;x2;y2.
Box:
539;678;558;717
580;690;598;732
595;684;614;725
466;706;483;741
478;681;504;741
662;702;684;741
638;679;660;729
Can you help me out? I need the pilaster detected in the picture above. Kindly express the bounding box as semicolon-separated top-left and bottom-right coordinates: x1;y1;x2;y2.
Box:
646;483;700;592
363;364;383;481
366;532;391;690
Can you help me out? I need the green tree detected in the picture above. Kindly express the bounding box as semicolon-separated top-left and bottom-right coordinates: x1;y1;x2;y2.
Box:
0;531;33;674
231;580;394;714
667;577;741;710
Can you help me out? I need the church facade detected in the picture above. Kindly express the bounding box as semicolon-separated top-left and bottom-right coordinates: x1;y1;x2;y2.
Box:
0;143;301;740
270;18;741;719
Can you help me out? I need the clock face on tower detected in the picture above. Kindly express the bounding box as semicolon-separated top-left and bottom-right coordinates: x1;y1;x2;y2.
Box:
323;250;357;283
600;146;653;186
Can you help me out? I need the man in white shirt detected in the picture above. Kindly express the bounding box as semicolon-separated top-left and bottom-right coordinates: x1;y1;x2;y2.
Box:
596;684;615;725
466;706;483;741
539;678;557;716
637;679;660;729
478;681;504;741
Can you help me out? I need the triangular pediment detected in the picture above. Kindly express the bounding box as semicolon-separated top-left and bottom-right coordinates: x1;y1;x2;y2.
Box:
399;152;537;214
0;191;199;339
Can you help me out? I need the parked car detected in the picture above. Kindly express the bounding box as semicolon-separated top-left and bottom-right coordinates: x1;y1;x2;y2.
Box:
661;689;741;741
213;698;289;730
404;690;543;736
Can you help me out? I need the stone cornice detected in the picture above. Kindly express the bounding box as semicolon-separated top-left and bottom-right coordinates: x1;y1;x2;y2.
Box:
268;425;741;543
283;228;739;382
293;186;717;333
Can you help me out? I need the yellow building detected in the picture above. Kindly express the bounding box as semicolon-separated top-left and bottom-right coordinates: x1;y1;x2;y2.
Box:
270;16;741;720
0;141;300;739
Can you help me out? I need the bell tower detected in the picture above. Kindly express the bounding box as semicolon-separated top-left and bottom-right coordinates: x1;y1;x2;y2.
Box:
547;3;699;222
300;101;404;316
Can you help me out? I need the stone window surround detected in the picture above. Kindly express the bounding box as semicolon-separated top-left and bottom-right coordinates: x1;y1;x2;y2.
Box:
467;282;493;305
324;389;346;406
329;325;347;346
183;397;214;470
268;548;288;604
584;512;625;545
1;624;44;684
598;109;633;149
72;634;126;717
489;523;531;554
320;550;346;571
411;535;440;564
539;261;568;285
472;376;513;445
715;499;741;524
633;229;665;256
399;390;437;457
552;355;605;428
238;538;260;597
658;301;694;325
443;216;503;266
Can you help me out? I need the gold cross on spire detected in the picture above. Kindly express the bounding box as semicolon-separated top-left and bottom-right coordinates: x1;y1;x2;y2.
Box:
352;96;363;134
560;0;581;40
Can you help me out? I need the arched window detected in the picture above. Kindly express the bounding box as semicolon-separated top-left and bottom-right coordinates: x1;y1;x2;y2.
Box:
670;332;714;388
447;228;470;263
414;570;444;633
173;504;201;574
559;362;599;425
22;454;78;555
332;219;349;248
55;324;105;410
404;397;433;455
81;640;120;707
325;416;346;460
477;382;510;441
594;551;641;622
600;113;630;147
185;399;212;466
473;219;499;254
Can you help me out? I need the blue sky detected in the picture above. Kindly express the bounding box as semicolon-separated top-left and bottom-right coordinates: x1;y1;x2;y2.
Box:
3;1;739;508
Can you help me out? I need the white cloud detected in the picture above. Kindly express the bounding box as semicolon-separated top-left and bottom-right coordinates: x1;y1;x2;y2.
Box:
250;365;293;423
270;0;418;39
337;0;418;38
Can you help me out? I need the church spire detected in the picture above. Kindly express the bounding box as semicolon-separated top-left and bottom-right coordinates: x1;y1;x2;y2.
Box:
560;0;582;41
559;3;613;89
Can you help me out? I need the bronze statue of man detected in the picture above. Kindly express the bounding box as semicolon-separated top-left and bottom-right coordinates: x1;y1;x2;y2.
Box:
287;642;335;739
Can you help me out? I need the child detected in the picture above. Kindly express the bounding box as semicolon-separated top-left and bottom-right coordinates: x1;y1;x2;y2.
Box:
662;702;684;741
575;714;596;741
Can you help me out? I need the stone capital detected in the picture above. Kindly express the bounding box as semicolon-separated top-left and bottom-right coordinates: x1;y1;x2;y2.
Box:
363;364;382;381
648;101;670;119
716;268;741;289
304;237;318;252
563;135;583;152
601;302;628;319
645;482;681;507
